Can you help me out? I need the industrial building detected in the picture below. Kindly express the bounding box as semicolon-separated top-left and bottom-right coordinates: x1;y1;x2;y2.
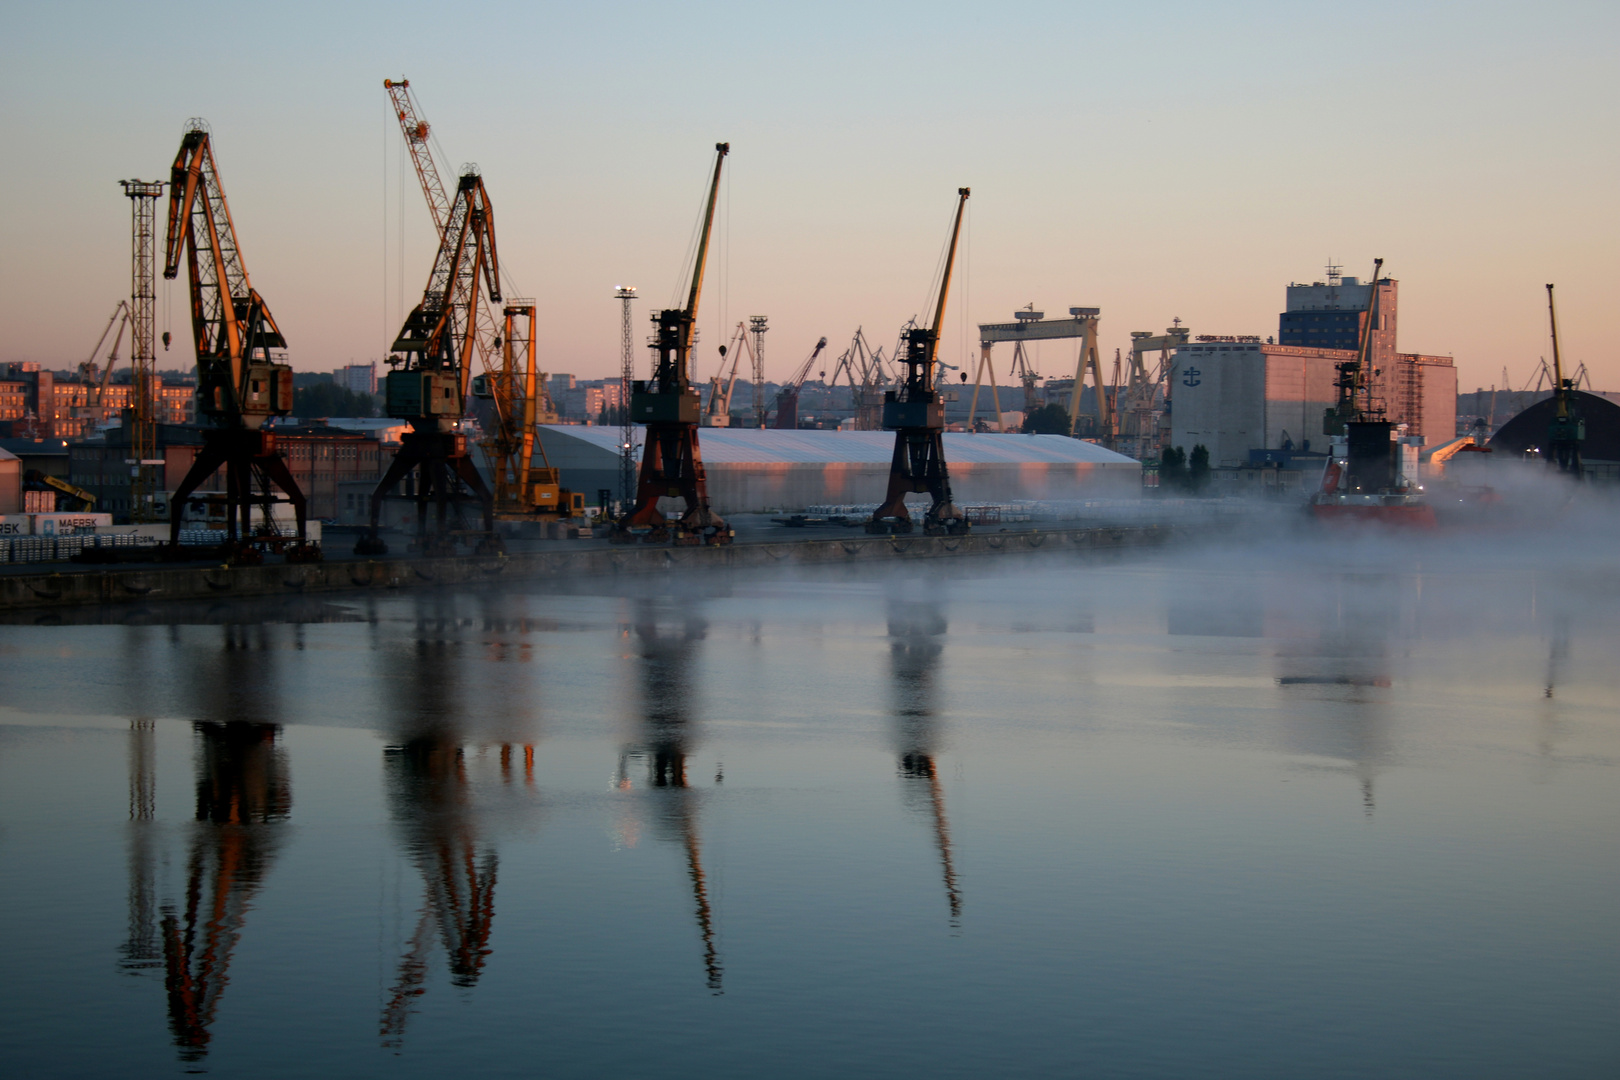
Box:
1169;273;1457;467
534;426;1141;513
69;423;383;519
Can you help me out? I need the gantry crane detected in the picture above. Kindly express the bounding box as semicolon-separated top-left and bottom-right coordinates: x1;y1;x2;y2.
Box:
357;167;502;555
703;322;755;426
620;143;732;545
868;188;971;535
771;336;829;429
162;121;315;560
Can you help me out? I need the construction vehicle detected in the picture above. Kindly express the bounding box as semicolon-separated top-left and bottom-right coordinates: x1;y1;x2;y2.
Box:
620;143;732;545
357;167;501;556
1543;284;1583;476
161;121;316;561
702;322;755;427
868;188;971;535
771;336;829;429
24;469;96;511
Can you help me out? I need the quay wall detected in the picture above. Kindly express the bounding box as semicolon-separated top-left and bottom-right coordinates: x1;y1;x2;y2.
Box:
0;525;1174;613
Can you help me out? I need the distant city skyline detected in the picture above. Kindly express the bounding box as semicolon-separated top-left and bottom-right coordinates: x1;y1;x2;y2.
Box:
3;1;1614;393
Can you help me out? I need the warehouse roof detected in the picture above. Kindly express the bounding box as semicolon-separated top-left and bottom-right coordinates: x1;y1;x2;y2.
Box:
539;426;1138;466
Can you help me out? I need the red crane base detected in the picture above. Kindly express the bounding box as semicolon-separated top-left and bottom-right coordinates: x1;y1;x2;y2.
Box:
619;422;730;545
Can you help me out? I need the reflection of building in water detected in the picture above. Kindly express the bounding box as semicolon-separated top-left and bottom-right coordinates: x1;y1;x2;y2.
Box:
887;599;962;923
1273;576;1401;817
617;601;723;994
379;598;540;1045
162;720;290;1062
157;624;291;1062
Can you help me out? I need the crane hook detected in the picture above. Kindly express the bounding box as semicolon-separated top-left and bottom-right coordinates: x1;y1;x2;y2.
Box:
162;331;170;351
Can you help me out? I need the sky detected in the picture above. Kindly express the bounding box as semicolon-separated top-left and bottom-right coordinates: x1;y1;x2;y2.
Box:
2;0;1615;392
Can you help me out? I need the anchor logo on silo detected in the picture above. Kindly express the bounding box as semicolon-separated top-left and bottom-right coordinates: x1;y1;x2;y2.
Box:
1182;366;1202;387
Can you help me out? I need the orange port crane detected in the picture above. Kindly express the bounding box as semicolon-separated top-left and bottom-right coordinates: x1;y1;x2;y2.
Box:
620;143;731;545
771;336;829;429
868;188;971;535
162;121;313;558
380;78;567;531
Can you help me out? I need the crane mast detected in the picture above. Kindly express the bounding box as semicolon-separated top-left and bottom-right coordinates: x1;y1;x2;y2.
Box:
868;188;971;535
619;143;732;545
161;121;313;558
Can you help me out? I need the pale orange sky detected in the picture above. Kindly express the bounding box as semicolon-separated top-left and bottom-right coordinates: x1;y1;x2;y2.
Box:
2;1;1615;392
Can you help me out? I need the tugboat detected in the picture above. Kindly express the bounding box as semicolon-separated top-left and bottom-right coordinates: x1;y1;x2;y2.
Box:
1309;258;1437;527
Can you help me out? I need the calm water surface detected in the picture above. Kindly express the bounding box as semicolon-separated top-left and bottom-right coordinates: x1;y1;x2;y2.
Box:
1;536;1616;1078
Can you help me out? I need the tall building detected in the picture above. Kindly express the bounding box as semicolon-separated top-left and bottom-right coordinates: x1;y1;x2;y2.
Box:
1169;272;1456;467
335;362;378;396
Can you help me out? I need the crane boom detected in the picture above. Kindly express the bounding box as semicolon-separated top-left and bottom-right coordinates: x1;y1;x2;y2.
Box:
385;79;452;234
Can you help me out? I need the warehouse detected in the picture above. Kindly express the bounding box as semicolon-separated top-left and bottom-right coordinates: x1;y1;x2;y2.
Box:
532;427;1141;513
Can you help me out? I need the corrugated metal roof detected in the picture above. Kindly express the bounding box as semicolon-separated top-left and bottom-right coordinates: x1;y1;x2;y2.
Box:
539;426;1139;466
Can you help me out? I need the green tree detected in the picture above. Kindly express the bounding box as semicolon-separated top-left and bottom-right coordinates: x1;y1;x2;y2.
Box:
293;382;378;419
1188;444;1210;492
1020;402;1071;434
1159;446;1186;490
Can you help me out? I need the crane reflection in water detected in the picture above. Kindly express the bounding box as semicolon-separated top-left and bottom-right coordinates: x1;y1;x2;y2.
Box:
378;596;542;1047
616;598;724;994
160;623;292;1063
887;597;962;925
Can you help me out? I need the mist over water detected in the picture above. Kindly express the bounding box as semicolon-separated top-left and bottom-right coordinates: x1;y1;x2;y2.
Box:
1;517;1616;1078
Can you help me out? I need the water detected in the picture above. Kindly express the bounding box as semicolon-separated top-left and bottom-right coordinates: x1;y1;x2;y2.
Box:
1;534;1616;1078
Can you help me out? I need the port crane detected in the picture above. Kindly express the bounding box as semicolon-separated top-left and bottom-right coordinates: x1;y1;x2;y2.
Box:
366;79;568;557
621;143;731;545
702;322;756;427
1543;284;1583;476
826;328;892;430
771;336;829;429
869;188;971;535
358;166;502;555
74;301;131;423
162;121;314;558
